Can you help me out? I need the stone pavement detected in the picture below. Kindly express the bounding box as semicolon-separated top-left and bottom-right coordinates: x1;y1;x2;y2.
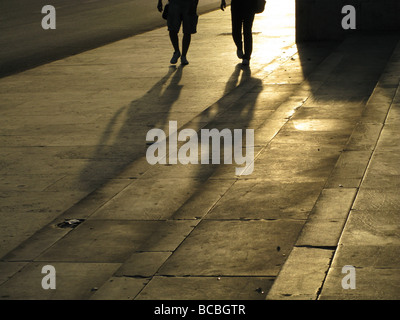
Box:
0;1;399;300
267;37;400;300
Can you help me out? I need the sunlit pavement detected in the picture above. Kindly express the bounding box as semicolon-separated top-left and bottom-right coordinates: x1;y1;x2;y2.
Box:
0;0;399;300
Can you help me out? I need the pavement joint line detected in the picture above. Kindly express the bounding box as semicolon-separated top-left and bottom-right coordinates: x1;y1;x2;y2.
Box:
150;275;277;278
295;245;337;250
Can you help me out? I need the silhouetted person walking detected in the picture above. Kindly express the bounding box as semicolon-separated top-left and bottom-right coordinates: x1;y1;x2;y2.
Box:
220;0;256;66
158;0;199;65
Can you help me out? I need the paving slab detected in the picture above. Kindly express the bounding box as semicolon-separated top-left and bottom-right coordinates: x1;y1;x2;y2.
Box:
271;119;356;147
88;178;207;220
266;247;334;300
0;262;121;300
136;276;274;300
344;123;383;151
376;124;400;151
157;220;303;277
205;180;325;220
295;188;357;247
0;191;85;258
361;151;400;189
325;151;373;188
352;189;400;212
115;252;172;278
334;210;400;246
0;262;28;286
253;142;342;182
35;220;196;262
90;276;149;300
172;178;235;220
331;245;400;270
319;266;400;300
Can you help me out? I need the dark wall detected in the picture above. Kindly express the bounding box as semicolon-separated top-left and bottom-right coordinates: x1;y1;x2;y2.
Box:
296;0;400;41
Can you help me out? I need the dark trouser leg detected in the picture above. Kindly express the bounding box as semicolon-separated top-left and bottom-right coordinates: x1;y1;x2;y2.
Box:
231;8;243;51
182;33;191;57
169;31;180;53
242;13;255;60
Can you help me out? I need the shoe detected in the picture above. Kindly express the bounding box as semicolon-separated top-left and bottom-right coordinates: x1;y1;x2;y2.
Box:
170;51;181;64
236;49;244;59
242;59;250;66
181;56;189;65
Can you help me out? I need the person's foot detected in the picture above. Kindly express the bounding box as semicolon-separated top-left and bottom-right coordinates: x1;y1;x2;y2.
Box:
170;51;181;64
242;58;250;66
236;49;244;59
181;56;189;65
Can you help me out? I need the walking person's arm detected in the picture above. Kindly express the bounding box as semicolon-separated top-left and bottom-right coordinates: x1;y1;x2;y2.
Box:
157;0;163;12
220;0;226;11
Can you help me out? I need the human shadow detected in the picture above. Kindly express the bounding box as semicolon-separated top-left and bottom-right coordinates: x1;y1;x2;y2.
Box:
182;63;263;189
129;63;264;237
205;64;263;178
79;66;184;191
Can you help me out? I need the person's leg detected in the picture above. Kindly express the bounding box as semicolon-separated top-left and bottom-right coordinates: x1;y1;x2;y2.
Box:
242;13;255;62
182;33;191;57
231;7;243;56
181;33;191;65
181;0;198;65
167;2;182;64
169;31;180;53
169;31;181;64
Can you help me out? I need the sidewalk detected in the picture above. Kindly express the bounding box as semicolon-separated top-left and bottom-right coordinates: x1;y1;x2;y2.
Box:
0;1;399;300
267;38;400;300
